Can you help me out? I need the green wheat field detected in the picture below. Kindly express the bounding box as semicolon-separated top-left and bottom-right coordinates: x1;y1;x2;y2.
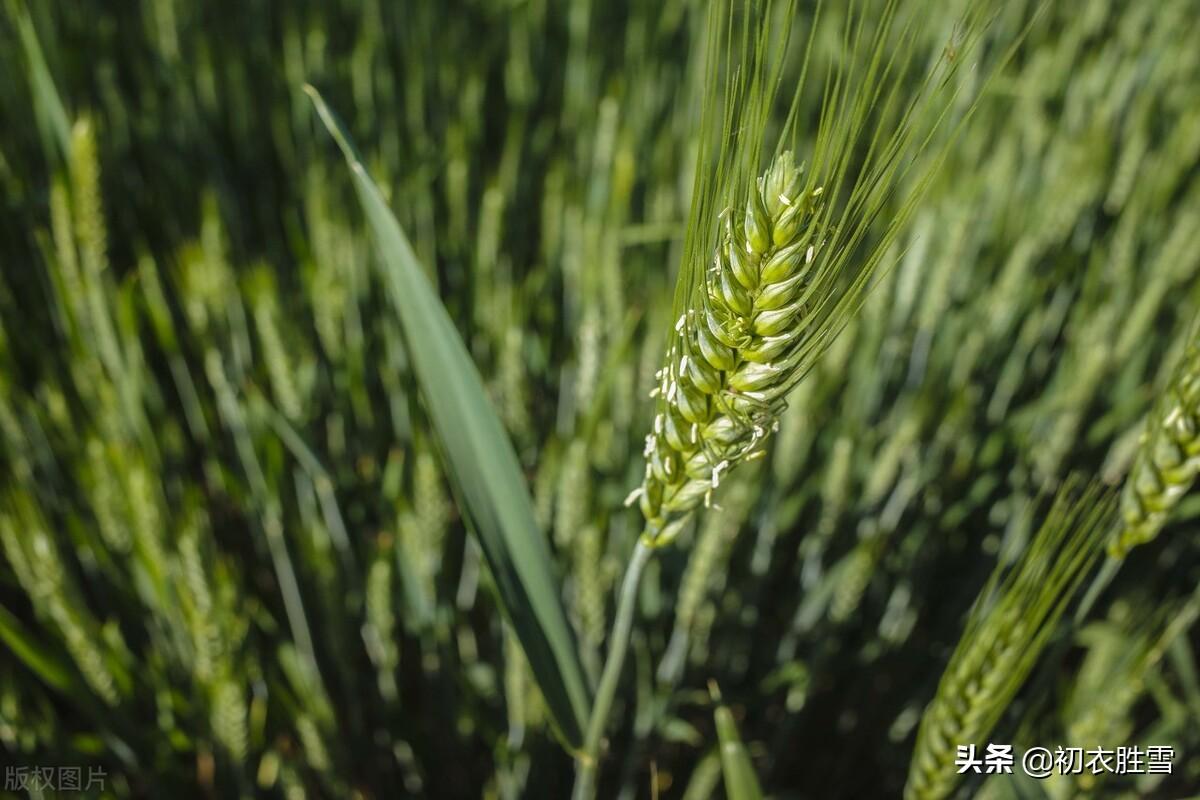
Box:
2;0;1200;798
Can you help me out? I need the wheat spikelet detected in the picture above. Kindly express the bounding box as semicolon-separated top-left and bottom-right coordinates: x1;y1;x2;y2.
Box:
177;526;219;683
904;482;1114;800
531;443;561;535
248;266;306;422
48;177;91;344
818;435;856;540
69;118;128;397
2;492;130;706
211;676;248;762
830;534;881;624
498;324;531;439
397;510;434;626
68;118;108;281
1110;335;1200;557
573;523;607;650
413;444;450;548
364;539;400;700
632;151;826;542
83;437;132;552
555;438;590;550
124;458;168;593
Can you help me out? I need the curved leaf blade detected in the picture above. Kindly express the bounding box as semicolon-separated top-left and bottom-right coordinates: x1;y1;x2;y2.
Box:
306;86;591;748
712;683;764;800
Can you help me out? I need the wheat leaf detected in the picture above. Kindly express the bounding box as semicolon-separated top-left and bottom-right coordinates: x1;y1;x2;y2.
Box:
712;683;764;800
0;603;78;695
8;0;71;161
306;85;591;749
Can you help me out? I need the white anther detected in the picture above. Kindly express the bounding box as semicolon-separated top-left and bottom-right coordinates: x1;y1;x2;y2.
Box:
711;460;729;488
623;487;644;507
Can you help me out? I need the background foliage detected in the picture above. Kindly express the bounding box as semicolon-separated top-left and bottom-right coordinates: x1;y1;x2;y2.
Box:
1;0;1199;797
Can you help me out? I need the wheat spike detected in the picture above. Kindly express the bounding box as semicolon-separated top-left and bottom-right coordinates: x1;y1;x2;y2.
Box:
364;539;400;700
573;523;607;650
904;482;1115;800
635;151;829;542
1110;335;1200;557
248;266;306;422
211;676;249;762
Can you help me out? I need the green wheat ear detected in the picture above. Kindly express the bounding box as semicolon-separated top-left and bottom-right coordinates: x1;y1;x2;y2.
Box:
904;480;1116;800
632;151;825;542
1110;331;1200;558
624;0;1005;545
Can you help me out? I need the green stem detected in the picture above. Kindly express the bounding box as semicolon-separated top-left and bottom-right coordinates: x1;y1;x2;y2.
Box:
572;536;655;800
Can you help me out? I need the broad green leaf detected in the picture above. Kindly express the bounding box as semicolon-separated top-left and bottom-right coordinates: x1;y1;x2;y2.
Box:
306;86;591;748
712;684;764;800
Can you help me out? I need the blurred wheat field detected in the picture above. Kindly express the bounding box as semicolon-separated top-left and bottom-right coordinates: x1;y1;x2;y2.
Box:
2;0;1200;798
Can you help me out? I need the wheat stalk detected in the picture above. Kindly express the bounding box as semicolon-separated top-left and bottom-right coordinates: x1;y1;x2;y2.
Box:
1110;333;1200;557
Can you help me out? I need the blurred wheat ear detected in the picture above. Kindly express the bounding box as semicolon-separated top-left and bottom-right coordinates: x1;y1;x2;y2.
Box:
305;86;592;751
904;480;1117;800
1111;326;1200;558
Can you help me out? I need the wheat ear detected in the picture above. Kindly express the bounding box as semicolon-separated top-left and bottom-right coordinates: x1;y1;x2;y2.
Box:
632;151;826;543
904;482;1115;800
1110;334;1200;557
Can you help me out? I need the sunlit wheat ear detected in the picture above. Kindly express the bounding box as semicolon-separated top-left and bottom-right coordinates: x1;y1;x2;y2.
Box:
631;151;827;542
904;481;1116;800
1110;335;1200;558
